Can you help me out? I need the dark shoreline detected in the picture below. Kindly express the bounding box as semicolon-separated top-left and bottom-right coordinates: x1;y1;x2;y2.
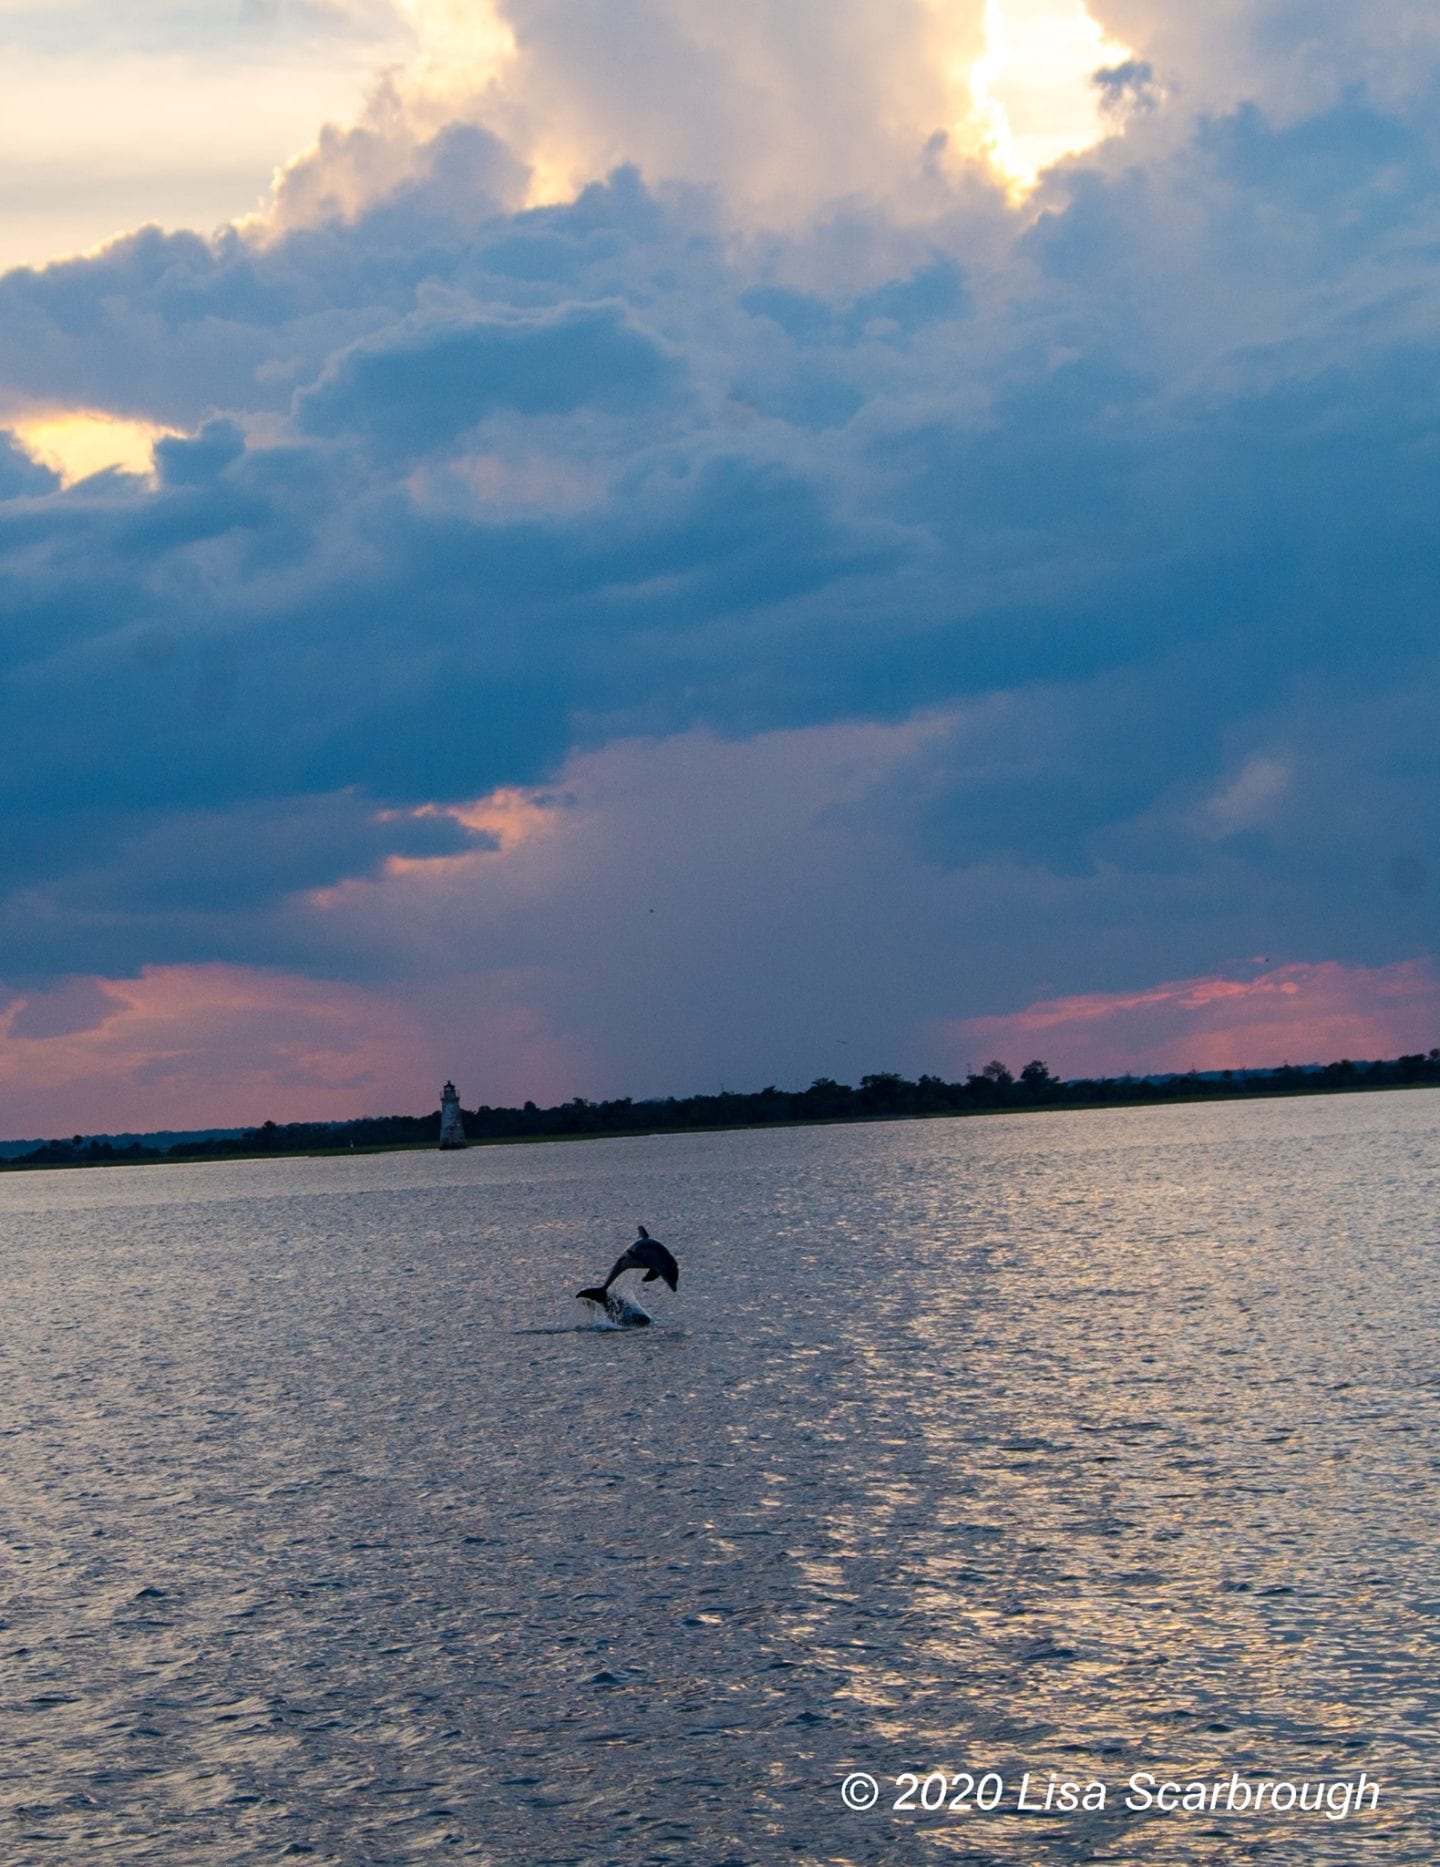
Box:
6;1056;1439;1173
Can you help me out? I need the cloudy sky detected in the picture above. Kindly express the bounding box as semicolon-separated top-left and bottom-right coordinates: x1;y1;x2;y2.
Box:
1;0;1438;1134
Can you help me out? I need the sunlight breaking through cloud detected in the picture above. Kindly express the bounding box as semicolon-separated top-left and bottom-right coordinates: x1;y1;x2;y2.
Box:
394;0;517;101
969;0;1134;194
13;411;176;484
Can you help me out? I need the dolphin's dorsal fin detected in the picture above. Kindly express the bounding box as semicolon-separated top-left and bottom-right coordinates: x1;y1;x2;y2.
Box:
637;1224;650;1239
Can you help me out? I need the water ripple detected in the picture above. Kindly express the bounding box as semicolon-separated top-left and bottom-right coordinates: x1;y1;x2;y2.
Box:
0;1094;1434;1860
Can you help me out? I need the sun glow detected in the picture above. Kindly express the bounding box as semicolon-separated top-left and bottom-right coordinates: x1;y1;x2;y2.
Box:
969;0;1134;196
381;789;563;877
392;0;581;208
300;790;565;903
395;0;517;103
15;411;176;485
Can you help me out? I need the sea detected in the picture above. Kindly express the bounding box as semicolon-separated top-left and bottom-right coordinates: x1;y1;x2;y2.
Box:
0;1091;1435;1865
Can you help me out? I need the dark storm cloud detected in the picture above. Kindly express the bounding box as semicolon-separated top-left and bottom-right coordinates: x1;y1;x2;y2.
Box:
0;432;60;498
740;253;969;347
56;793;493;916
296;300;682;453
2;45;1440;1018
155;419;247;487
7;976;124;1039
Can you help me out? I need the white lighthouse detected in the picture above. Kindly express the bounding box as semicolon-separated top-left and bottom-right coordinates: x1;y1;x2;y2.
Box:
438;1080;466;1150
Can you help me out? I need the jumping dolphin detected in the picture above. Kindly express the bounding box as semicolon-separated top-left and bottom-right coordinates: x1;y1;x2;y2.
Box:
576;1225;680;1314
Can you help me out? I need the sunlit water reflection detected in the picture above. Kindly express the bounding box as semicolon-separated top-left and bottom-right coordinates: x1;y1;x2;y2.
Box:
0;1092;1435;1863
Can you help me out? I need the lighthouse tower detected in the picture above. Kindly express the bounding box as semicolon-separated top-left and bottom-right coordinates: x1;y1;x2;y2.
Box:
438;1080;466;1150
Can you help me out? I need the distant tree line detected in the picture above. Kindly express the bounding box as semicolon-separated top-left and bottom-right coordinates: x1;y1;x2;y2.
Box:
8;1048;1440;1170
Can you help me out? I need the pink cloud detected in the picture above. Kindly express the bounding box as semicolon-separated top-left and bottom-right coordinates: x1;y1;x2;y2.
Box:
0;964;589;1138
942;959;1440;1079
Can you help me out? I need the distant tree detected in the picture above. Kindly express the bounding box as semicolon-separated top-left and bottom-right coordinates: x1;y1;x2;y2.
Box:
982;1060;1014;1087
799;1077;851;1119
1019;1060;1054;1092
859;1072;912;1113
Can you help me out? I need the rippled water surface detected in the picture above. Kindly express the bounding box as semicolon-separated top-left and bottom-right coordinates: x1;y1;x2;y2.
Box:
0;1093;1437;1864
